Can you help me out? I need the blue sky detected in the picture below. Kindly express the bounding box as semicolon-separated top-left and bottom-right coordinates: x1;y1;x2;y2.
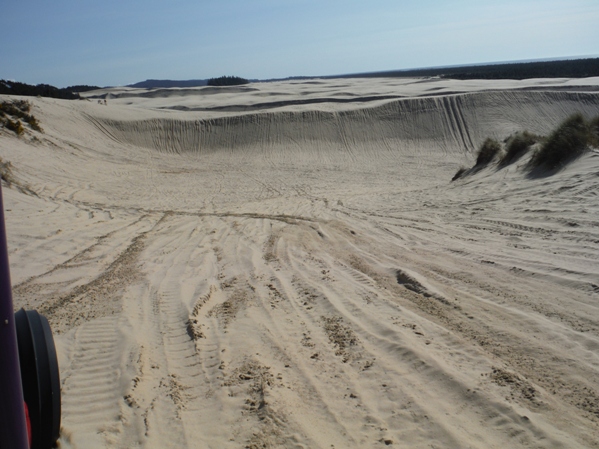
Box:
1;0;598;87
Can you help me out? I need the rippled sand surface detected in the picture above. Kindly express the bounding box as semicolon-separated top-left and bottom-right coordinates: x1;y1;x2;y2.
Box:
2;76;599;448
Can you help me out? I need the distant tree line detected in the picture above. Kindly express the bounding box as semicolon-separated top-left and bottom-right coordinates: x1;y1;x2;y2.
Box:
207;76;249;86
440;58;599;80
0;80;100;99
66;85;102;93
332;58;599;81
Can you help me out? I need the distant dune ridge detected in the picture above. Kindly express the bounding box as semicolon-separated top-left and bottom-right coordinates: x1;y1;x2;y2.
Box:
127;79;209;89
1;76;599;449
91;90;599;159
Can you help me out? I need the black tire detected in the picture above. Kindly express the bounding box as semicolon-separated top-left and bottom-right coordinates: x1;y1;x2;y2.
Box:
15;309;61;449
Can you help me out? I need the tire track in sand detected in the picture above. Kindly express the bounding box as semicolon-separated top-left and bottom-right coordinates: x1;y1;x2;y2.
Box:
59;317;132;448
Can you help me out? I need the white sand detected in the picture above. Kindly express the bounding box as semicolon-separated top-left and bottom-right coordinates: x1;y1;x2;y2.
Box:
1;76;599;448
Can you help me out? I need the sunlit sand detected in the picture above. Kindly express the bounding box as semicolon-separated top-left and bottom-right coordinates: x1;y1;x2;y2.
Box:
2;76;599;448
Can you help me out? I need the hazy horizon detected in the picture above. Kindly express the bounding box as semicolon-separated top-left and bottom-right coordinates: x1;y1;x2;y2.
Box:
2;54;580;90
1;0;598;88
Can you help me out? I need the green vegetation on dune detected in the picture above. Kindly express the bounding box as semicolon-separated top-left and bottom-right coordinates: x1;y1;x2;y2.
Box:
453;113;599;181
0;100;42;135
0;157;15;186
589;116;599;147
475;138;502;166
529;113;592;170
451;167;467;182
500;131;540;166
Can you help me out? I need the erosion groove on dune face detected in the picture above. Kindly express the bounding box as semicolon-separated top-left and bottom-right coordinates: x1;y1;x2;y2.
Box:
91;90;599;157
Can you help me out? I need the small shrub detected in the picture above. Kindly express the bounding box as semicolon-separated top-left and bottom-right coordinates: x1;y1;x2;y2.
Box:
25;115;42;132
590;115;599;147
12;100;31;113
529;113;590;170
476;138;502;166
0;100;42;132
500;131;539;166
451;167;467;181
0;100;31;117
5;118;24;135
0;158;15;186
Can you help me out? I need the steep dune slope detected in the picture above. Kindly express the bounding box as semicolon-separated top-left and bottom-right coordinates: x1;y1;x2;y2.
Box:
91;90;599;158
1;78;599;448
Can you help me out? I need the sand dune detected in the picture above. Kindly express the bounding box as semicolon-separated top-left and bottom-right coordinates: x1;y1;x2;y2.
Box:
1;77;599;448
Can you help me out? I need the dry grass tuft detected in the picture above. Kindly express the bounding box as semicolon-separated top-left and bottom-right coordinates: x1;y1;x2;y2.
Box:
500;131;539;166
475;138;502;166
0;100;43;134
0;158;15;186
529;113;591;170
454;113;599;181
451;167;467;182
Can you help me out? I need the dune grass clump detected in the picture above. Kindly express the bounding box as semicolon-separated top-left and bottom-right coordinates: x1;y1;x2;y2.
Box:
0;100;42;133
500;131;539;166
590;115;599;147
0;158;15;186
453;112;599;182
529;113;591;170
475;138;502;166
5;118;24;135
451;138;502;181
451;167;467;182
25;114;42;132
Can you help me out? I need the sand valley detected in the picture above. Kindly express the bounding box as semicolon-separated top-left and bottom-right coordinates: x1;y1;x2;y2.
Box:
2;76;599;448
